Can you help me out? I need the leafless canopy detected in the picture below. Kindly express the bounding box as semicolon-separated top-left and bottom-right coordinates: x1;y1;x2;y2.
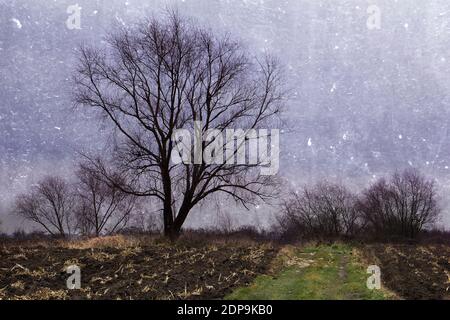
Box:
75;163;136;237
14;176;74;237
357;169;440;238
280;182;360;239
74;12;284;238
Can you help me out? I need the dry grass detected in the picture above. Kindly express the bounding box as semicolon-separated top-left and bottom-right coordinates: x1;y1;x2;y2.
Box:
0;235;158;250
62;235;146;250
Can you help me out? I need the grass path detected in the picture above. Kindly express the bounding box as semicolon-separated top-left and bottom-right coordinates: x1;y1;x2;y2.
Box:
226;243;391;300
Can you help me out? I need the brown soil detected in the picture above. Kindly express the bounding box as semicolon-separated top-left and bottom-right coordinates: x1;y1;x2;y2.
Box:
364;244;450;300
0;240;278;300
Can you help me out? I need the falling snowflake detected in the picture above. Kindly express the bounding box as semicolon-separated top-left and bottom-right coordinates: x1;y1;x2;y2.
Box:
10;18;22;29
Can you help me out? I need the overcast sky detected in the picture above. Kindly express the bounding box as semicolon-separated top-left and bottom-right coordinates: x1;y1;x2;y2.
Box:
1;0;450;231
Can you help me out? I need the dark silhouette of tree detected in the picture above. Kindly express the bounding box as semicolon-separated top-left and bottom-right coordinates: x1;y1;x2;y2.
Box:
75;163;136;237
14;176;74;237
73;12;284;239
357;169;440;238
280;182;360;239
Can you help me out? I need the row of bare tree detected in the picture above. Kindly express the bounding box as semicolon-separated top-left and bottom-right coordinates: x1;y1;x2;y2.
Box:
14;166;439;240
14;164;136;238
279;169;440;240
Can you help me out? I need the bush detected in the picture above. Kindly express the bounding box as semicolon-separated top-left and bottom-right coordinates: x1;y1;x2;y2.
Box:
419;228;450;244
278;169;441;242
279;182;361;241
357;169;440;239
14;176;75;237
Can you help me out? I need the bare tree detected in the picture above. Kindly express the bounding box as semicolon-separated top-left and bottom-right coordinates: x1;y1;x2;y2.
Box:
14;176;74;237
280;182;360;239
75;163;136;237
73;12;284;238
215;208;234;234
357;169;440;238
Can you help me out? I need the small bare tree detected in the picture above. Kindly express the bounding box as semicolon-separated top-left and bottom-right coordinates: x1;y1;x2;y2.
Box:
357;169;440;238
14;176;74;237
280;182;360;238
74;12;284;238
75;163;136;236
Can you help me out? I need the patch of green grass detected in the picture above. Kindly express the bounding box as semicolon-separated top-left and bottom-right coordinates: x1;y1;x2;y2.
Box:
226;243;389;300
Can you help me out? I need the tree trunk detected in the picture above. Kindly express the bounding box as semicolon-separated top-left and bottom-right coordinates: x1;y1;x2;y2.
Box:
163;205;192;240
163;205;176;239
166;225;180;241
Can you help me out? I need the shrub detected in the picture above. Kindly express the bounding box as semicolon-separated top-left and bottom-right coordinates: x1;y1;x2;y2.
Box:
14;176;75;237
357;169;440;239
279;182;361;240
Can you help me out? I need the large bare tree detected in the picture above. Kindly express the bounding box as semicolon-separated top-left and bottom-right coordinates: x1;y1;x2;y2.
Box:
73;12;284;238
14;176;75;237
